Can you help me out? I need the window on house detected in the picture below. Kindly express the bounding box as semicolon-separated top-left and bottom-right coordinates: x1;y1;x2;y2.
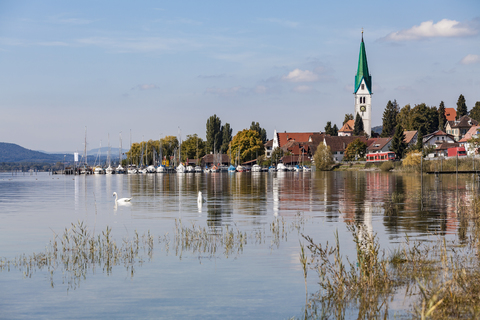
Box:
361;84;364;90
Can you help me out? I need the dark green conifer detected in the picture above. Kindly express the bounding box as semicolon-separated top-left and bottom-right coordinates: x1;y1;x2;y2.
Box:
381;100;399;137
353;113;364;136
390;124;407;159
469;101;480;123
438;101;447;131
332;124;338;136
324;121;333;135
456;94;468;119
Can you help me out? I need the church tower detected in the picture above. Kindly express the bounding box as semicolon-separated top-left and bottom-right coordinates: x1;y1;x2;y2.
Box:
354;31;372;137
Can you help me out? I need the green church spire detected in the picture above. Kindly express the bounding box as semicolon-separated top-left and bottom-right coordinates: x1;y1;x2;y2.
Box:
354;32;372;94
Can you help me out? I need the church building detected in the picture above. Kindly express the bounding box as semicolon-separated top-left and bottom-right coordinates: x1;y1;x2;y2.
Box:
354;32;372;137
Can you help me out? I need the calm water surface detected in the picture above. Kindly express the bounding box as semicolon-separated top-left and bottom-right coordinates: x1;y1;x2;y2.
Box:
0;171;477;319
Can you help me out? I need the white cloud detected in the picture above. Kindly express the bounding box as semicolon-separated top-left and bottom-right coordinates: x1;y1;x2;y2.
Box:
383;19;478;41
282;69;318;82
292;85;314;93
460;54;480;65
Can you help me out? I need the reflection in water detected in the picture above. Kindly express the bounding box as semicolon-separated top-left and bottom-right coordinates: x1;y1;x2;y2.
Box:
1;171;480;319
109;171;480;241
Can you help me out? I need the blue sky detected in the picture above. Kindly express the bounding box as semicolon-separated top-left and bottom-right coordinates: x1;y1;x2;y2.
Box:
0;0;479;152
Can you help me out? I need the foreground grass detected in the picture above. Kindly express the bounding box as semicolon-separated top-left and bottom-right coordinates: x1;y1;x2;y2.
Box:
0;214;308;290
301;197;480;319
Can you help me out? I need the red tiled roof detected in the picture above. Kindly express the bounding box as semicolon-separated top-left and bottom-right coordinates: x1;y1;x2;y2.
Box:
403;131;417;144
276;132;316;148
338;120;354;133
445;108;456;121
323;136;368;152
435;142;460;151
367;138;392;152
459;125;480;142
366;138;378;147
451;115;479;128
423;130;455;143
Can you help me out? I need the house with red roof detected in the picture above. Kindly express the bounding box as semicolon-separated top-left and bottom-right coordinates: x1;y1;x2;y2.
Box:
270;129;324;159
459;125;480;155
338;120;355;136
323;135;368;162
422;130;455;148
366;137;392;154
403;130;418;147
445;115;479;142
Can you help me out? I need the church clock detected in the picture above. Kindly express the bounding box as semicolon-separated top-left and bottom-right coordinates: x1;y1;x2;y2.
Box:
360;105;366;112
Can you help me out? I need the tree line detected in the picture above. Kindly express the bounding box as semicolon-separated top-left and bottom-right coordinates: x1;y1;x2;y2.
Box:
125;115;267;166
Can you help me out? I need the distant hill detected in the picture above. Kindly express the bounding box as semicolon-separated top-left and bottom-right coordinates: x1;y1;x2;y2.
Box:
372;125;383;135
0;142;73;163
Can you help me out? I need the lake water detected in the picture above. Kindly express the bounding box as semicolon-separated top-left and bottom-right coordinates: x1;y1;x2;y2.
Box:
0;170;477;319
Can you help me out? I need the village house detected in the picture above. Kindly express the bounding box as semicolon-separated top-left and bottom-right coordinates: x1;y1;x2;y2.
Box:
323;135;368;162
422;130;455;148
338;120;355;136
201;154;230;168
445;115;479;142
264;139;273;158
366;137;392;154
268;129;324;160
403;130;418;148
459;125;480;155
430;142;462;157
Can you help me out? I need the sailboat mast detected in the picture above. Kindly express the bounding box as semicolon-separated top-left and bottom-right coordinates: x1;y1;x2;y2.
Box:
119;132;122;166
107;133;111;167
84;126;88;167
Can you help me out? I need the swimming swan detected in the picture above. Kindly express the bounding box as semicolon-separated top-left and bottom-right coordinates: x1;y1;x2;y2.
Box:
197;191;206;204
113;192;132;203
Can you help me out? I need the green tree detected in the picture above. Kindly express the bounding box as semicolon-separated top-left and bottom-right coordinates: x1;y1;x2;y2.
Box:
381;100;399;137
324;121;334;135
332;124;338;136
180;134;205;162
438;101;447;131
270;147;285;166
456;94;468;119
396;104;412;131
469;101;480;123
221;123;232;154
415;125;426;151
161;136;179;159
250;121;267;144
206;115;223;154
313;143;333;170
126;139;166;166
409;103;439;134
344;138;367;161
353;113;364;136
343;113;354;125
390;124;407;159
229;129;264;164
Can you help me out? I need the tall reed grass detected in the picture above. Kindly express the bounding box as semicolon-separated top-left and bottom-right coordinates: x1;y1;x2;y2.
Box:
301;195;480;319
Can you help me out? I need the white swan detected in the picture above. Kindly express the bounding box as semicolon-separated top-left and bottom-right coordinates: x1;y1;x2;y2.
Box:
113;192;132;203
197;191;206;204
